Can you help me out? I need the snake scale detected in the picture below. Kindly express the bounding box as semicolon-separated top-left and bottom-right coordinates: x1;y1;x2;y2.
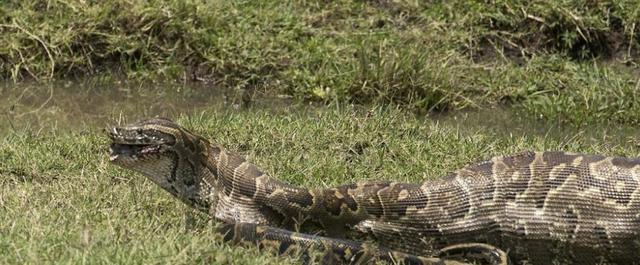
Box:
108;118;640;264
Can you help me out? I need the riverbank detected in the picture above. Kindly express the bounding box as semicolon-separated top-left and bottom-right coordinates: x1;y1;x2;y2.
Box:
2;1;639;124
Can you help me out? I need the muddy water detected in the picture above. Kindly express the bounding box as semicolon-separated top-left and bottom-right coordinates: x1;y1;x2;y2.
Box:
0;78;287;134
0;79;636;147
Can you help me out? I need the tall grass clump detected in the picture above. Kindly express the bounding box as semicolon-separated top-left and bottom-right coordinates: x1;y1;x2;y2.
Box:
1;0;639;123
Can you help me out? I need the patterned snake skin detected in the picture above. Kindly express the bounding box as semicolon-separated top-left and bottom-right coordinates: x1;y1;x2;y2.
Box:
108;118;640;265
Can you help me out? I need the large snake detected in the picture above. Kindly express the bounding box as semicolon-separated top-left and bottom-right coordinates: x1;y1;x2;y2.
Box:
108;118;640;264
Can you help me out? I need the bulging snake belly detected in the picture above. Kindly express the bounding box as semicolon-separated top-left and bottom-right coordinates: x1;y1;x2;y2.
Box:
108;118;640;265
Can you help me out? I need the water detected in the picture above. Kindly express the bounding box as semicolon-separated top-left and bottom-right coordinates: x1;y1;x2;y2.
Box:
1;78;637;147
0;78;288;135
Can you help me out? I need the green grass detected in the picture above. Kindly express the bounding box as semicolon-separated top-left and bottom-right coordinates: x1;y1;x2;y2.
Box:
2;0;640;124
1;105;637;264
2;1;640;263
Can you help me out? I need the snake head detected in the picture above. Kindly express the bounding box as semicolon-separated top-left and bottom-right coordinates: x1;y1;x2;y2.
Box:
108;117;211;210
109;118;174;161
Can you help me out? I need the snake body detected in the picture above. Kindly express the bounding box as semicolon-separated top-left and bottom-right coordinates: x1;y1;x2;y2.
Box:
108;118;640;264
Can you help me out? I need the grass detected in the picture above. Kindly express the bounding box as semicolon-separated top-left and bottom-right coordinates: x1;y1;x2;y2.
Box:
2;0;640;124
1;105;638;264
2;1;640;263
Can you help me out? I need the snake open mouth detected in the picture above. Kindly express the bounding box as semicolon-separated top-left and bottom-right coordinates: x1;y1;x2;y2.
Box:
109;143;162;161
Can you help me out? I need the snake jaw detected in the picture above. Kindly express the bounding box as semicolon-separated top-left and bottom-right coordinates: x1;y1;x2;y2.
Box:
107;120;177;163
107;118;213;214
108;143;163;162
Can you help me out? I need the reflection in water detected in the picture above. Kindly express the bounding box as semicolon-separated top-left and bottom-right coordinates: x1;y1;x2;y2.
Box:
0;78;285;134
0;79;636;148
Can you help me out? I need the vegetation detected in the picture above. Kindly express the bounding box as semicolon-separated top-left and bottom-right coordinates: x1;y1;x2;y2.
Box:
2;1;640;263
2;0;640;124
1;106;637;264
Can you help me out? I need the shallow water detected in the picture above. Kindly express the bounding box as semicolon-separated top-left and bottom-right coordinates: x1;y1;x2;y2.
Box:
0;78;290;135
0;78;637;148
